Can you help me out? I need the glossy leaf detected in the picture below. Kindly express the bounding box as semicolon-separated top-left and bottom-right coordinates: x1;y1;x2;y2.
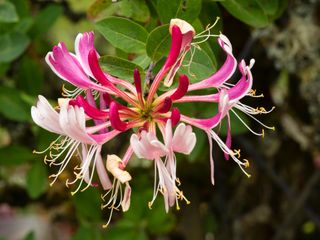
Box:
29;4;63;37
73;188;101;221
157;0;202;23
146;24;170;61
0;145;34;165
100;55;144;81
26;162;48;199
95;17;148;54
221;0;288;28
87;0;113;20
179;48;216;83
0;1;19;23
0;86;31;122
88;0;150;23
0;32;30;63
132;54;152;69
16;57;44;95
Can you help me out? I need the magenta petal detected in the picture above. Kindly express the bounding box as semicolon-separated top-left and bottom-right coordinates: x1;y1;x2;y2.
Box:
133;68;142;95
88;49;111;87
170;108;181;126
76;95;108;120
188;34;237;91
228;62;253;102
164;25;183;69
46;43;107;92
181;112;223;130
157;97;172;113
109;102;128;131
170;75;189;101
75;32;97;78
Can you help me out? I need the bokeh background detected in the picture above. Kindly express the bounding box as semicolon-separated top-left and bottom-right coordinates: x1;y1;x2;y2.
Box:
0;0;319;239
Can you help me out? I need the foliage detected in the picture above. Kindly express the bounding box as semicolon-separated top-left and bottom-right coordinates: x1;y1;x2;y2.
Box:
3;0;320;240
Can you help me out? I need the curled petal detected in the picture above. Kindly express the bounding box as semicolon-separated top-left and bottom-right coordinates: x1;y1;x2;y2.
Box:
189;34;237;91
75;32;97;78
228;60;254;102
164;25;182;69
59;102;96;144
31;95;63;134
121;183;131;212
130;132;167;160
170;108;181;127
109;102;128;131
46;43;106;91
170;75;189;101
157;97;172;113
106;155;132;183
72;95;108;120
172;123;196;154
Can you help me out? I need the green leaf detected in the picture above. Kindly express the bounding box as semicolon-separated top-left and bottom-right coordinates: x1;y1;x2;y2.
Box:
71;226;101;240
0;145;35;165
14;17;33;33
132;54;152;69
23;232;35;240
0;1;19;23
0;86;31;122
146;24;170;61
0;31;30;63
88;0;150;23
220;0;288;28
29;4;63;37
99;55;144;81
157;0;202;23
26;162;48;199
73;188;102;222
95;17;149;54
87;0;113;20
219;110;250;135
0;62;9;77
16;57;44;95
179;48;216;83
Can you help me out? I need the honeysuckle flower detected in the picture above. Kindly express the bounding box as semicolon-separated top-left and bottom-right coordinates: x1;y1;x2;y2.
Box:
101;154;132;227
131;120;196;211
31;18;273;226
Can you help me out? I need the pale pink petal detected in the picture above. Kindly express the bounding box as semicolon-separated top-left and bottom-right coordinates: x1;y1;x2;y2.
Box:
224;114;232;160
31;96;63;134
95;153;112;190
121;183;131;212
172;123;196;154
130;132;167;160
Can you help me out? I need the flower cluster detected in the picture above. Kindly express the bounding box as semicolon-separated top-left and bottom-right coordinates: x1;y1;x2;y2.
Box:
31;18;273;226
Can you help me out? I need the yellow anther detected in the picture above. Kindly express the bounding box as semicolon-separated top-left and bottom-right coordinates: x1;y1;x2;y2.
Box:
271;126;276;131
261;129;265;138
176;203;180;211
244;159;250;168
176;178;181;186
233;149;241;158
148;202;153;210
250;89;257;95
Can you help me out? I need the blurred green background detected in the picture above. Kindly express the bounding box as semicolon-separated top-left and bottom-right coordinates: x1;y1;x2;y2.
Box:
0;0;319;239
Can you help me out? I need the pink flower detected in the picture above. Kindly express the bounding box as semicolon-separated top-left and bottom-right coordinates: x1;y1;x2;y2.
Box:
31;18;273;225
130;120;196;211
